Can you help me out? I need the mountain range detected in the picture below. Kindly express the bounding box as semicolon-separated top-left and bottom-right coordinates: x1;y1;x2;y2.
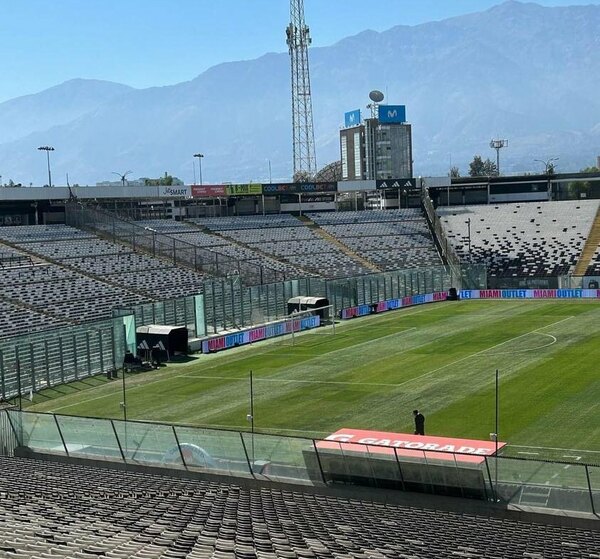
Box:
0;0;599;186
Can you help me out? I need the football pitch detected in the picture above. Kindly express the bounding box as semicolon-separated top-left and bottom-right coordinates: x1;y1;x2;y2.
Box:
28;299;600;459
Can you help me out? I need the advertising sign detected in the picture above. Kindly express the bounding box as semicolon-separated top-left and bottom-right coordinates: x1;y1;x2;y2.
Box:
225;184;263;196
378;104;406;124
191;185;227;198
376;178;416;190
262;182;337;194
159;185;190;197
202;315;319;353
344;109;361;128
319;429;506;464
459;289;600;300
340;291;447;320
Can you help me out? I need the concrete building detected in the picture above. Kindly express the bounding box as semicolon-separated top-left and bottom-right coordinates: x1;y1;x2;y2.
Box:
340;105;413;181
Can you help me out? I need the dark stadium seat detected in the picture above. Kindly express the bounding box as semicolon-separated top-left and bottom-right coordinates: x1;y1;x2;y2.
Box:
0;455;598;558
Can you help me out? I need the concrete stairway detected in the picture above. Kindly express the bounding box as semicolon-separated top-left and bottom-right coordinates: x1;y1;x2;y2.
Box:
574;206;600;275
300;215;382;273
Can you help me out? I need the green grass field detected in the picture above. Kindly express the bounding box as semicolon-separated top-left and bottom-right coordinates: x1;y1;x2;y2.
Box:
27;299;600;460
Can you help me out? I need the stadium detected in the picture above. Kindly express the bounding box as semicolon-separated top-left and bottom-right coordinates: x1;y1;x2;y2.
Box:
1;174;599;558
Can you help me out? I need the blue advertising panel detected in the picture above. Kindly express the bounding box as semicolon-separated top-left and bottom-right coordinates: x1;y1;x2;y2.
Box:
378;105;406;123
344;109;361;128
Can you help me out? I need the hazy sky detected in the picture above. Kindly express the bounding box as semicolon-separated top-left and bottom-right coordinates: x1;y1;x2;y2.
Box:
1;0;598;103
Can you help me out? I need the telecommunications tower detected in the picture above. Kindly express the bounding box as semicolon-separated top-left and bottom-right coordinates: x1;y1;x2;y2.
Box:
286;0;317;179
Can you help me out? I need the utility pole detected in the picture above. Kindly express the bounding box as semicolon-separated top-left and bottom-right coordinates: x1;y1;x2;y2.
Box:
286;0;317;180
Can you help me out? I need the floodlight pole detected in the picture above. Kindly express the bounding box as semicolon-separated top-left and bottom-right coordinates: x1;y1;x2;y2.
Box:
465;218;472;260
495;368;499;501
489;139;508;175
194;153;204;186
249;370;255;468
121;368;127;422
37;146;55;187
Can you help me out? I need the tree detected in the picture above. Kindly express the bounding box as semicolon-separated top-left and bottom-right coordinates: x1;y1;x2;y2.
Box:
483;159;498;176
449;166;460;178
469;155;497;177
568;166;599;199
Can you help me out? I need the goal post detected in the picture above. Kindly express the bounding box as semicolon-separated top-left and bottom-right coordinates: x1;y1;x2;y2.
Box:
277;304;337;346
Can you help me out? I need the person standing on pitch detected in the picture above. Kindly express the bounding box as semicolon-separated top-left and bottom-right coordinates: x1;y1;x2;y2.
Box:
413;409;425;436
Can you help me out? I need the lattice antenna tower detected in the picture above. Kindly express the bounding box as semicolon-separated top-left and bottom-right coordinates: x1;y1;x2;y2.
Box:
286;0;317;179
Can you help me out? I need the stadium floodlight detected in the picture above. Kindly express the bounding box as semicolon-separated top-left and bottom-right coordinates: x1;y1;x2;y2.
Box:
193;153;204;186
489;139;508;175
37;146;55;187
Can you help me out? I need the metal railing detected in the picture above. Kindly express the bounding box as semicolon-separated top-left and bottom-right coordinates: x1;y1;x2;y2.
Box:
421;190;465;287
64;202;286;286
2;409;598;515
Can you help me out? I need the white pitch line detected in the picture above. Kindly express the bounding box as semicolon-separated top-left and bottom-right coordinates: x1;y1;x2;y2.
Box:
488;332;557;354
176;375;407;388
517;451;540;456
392;315;575;388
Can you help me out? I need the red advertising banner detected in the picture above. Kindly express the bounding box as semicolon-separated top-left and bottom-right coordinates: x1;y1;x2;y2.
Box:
318;428;506;464
191;185;227;198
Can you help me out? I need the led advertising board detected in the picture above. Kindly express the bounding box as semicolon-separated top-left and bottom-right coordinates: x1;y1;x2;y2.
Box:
459;289;600;299
378;104;406;124
191;185;227;197
225;184;263;196
262;182;337;194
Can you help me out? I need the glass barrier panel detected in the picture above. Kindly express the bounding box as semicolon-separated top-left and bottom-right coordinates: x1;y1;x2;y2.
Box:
55;415;121;462
362;445;403;490
451;456;491;501
112;420;179;468
395;450;434;494
314;441;355;485
10;411;64;454
495;457;593;513
588;465;600;514
174;425;251;477
240;432;314;483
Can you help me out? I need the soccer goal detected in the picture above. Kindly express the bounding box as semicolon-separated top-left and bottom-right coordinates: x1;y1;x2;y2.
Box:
276;304;337;347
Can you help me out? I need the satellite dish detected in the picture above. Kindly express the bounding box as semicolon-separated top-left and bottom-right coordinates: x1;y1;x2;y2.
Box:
369;90;384;103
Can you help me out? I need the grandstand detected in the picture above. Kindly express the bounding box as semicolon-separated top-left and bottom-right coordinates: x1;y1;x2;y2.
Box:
0;445;599;559
1;199;599;555
437;200;600;279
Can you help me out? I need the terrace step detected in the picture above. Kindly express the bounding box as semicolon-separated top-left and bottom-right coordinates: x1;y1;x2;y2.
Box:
573;205;600;275
302;216;382;273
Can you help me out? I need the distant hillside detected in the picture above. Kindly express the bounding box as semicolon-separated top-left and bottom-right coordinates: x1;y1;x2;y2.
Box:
0;79;134;145
0;1;598;185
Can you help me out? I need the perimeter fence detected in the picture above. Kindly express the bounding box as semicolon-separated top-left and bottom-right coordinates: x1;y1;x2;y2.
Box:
0;263;483;402
0;317;127;401
1;410;597;516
